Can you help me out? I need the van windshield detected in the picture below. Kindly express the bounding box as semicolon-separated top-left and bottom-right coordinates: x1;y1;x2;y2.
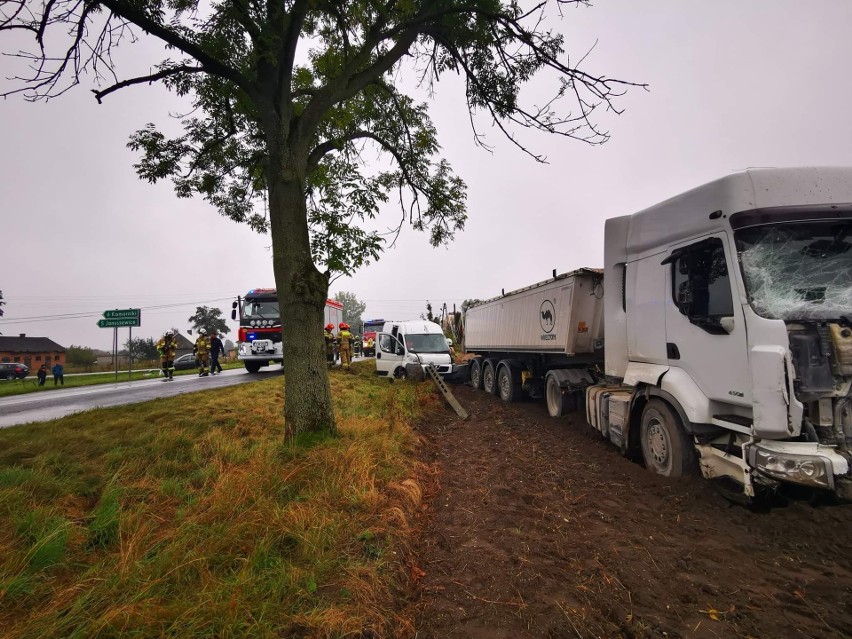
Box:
405;334;449;354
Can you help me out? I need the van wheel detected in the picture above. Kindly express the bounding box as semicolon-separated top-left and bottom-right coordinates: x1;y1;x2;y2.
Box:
482;361;498;395
545;374;566;417
394;367;408;380
497;365;520;402
244;362;262;374
469;359;483;390
640;399;694;477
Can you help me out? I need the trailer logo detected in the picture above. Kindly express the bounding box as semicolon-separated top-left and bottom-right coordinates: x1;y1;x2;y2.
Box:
540;300;556;340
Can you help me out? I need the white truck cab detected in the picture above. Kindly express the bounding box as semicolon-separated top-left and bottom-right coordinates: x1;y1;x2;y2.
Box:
376;320;454;379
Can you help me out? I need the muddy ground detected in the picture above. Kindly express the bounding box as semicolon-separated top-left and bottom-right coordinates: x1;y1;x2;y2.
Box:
413;383;852;639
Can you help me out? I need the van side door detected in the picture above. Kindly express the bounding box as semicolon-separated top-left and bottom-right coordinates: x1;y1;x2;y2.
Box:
375;332;403;376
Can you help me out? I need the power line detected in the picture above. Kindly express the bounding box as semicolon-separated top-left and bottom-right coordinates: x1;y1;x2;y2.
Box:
0;294;467;326
0;297;233;325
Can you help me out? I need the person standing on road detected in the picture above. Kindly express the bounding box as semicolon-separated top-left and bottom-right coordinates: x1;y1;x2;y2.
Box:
37;364;48;386
156;330;178;381
194;328;211;377
324;324;336;368
52;361;64;386
210;332;225;374
337;323;353;371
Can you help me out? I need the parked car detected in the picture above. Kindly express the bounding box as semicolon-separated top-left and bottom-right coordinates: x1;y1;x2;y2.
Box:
0;362;29;380
172;354;198;371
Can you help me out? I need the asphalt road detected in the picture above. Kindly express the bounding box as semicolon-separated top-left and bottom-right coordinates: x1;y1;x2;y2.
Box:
0;367;283;429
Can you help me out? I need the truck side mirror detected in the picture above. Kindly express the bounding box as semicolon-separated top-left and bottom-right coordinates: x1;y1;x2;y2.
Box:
231;309;237;320
719;316;735;334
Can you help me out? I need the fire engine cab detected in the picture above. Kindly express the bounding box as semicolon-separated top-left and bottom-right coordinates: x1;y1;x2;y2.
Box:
231;288;344;373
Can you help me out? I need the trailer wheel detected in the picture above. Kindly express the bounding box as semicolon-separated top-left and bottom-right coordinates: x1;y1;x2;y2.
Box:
244;361;262;374
497;364;521;403
545;374;566;417
482;361;498;395
640;399;694;477
469;358;483;390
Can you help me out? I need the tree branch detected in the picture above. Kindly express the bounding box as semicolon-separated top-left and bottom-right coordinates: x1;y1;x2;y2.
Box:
91;64;204;103
277;1;310;109
99;0;253;96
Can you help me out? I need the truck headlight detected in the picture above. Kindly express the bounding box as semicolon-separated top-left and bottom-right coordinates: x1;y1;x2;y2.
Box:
749;446;833;489
406;353;419;364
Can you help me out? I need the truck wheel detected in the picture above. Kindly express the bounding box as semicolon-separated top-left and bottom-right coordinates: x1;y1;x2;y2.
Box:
640;399;695;477
244;362;262;374
545;374;566;417
469;359;483;390
497;364;520;403
482;361;498;395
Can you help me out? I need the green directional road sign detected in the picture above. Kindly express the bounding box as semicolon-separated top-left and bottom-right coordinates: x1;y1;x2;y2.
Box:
103;308;141;320
97;318;141;328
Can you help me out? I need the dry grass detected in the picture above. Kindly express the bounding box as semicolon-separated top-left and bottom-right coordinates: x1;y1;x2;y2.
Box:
0;361;437;638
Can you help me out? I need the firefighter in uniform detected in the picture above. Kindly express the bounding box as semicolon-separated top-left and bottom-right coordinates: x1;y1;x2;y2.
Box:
324;324;336;367
194;328;211;377
156;330;177;381
337;322;353;371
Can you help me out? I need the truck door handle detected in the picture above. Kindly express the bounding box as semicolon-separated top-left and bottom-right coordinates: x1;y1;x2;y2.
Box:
667;343;681;360
377;353;381;359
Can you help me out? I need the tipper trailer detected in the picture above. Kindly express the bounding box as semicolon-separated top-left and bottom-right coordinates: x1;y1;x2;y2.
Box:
462;167;852;502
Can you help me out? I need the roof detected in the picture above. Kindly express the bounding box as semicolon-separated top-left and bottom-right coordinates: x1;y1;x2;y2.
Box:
620;166;852;259
0;336;66;353
173;333;194;350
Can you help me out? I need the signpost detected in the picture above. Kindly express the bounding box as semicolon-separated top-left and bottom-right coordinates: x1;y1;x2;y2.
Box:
97;318;140;328
97;309;141;380
103;309;141;320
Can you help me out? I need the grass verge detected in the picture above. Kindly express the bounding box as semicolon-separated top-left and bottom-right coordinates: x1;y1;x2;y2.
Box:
0;361;440;638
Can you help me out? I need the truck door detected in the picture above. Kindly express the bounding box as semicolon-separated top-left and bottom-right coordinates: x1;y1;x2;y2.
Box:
376;331;404;376
664;234;751;409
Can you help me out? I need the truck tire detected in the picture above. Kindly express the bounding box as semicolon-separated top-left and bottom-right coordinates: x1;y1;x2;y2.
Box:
469;358;483;390
640;399;695;477
545;374;566;417
482;360;498;395
244;361;262;374
497;364;521;403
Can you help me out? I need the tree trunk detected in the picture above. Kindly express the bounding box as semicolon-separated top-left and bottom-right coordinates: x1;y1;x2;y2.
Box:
267;164;337;439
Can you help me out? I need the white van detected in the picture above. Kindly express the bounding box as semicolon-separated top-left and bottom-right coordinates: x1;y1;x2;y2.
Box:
375;320;454;379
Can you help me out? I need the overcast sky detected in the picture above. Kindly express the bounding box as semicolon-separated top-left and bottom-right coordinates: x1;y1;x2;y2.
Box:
2;0;852;350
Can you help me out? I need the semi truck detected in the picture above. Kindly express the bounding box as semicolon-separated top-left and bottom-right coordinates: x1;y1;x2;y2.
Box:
462;167;852;502
231;288;343;373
